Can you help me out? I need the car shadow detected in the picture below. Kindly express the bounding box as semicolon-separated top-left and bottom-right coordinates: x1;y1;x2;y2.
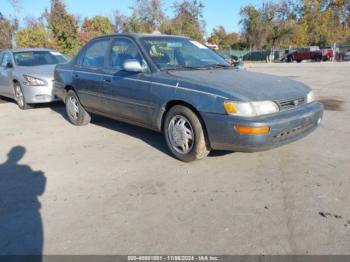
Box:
0;146;46;262
49;103;173;158
49;103;235;159
209;150;234;157
0;95;13;104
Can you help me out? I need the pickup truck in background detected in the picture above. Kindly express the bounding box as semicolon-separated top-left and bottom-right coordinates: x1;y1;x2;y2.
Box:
287;46;323;63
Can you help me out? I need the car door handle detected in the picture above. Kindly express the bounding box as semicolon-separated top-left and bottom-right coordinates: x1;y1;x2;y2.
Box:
74;74;79;78
103;78;111;83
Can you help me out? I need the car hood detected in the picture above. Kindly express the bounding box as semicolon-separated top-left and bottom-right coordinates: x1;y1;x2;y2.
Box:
168;69;310;101
15;65;56;80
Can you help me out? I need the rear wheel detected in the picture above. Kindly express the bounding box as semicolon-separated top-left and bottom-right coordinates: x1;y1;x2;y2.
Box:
164;105;210;162
14;83;32;110
65;90;91;126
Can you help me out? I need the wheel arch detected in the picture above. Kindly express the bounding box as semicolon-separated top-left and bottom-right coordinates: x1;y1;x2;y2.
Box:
63;85;77;101
64;85;76;93
159;100;211;149
12;79;20;93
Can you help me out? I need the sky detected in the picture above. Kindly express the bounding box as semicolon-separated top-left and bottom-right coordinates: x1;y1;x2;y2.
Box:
1;0;262;35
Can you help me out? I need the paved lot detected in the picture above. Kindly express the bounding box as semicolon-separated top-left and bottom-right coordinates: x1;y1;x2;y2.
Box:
0;62;349;255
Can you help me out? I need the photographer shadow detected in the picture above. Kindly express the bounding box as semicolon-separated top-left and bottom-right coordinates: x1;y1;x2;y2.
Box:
0;146;46;261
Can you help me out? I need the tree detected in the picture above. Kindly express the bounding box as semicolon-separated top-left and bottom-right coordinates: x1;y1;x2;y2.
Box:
130;0;165;32
0;16;15;49
47;0;78;56
208;26;239;49
263;2;295;50
240;5;266;50
297;0;350;46
122;16;149;33
16;18;56;49
113;9;129;33
161;0;206;41
78;16;114;45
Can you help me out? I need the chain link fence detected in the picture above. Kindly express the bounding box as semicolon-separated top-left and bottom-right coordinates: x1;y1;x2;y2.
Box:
217;45;350;62
217;50;275;62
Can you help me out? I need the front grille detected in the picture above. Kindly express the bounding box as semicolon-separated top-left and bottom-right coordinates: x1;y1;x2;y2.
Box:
277;97;306;111
273;121;315;142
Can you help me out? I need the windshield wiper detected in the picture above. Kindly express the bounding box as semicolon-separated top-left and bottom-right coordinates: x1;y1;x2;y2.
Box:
163;65;200;71
200;64;232;69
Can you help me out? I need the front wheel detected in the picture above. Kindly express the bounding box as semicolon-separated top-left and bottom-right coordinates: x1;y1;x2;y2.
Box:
164;105;210;162
14;83;32;110
65;90;91;126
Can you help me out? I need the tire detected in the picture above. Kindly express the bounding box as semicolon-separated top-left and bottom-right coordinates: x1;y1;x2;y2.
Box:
14;83;32;110
163;105;210;162
65;90;91;126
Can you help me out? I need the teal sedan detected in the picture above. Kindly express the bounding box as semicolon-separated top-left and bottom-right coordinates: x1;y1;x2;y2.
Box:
53;34;323;162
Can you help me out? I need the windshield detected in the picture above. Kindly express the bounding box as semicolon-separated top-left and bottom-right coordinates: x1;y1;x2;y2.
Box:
13;51;68;66
140;37;230;70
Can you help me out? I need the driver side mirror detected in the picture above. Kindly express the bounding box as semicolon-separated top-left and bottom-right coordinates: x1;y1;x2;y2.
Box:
123;59;144;73
6;62;13;68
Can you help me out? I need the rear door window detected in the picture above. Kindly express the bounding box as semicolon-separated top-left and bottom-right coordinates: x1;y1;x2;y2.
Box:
80;39;110;69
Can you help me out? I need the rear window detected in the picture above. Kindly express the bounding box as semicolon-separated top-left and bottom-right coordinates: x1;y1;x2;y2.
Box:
13;51;68;66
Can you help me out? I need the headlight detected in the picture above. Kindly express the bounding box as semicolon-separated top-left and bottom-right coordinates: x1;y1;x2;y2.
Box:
224;101;279;117
23;75;46;86
306;91;315;103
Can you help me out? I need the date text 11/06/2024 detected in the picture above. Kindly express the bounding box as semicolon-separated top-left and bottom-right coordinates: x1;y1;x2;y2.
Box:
127;255;220;261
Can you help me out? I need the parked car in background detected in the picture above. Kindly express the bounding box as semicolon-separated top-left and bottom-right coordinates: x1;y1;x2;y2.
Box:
288;46;323;63
275;50;287;62
0;48;69;109
343;50;350;61
54;33;323;162
205;43;219;50
224;55;245;70
279;49;295;62
322;48;334;61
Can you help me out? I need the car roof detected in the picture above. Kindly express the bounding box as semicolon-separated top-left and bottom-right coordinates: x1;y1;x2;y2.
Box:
94;33;188;41
5;48;57;53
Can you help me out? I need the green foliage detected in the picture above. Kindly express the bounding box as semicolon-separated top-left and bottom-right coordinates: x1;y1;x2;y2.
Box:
78;16;114;46
48;0;78;56
240;5;264;49
2;0;350;55
208;26;239;49
16;23;55;49
239;0;350;50
0;17;15;49
130;0;165;32
122;16;151;33
161;0;206;41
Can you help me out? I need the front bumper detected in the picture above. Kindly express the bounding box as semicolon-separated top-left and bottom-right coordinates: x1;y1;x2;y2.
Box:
21;83;58;104
52;82;66;102
203;102;324;152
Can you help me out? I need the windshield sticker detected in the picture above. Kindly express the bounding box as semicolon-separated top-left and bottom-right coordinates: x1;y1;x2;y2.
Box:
167;42;183;48
190;41;208;49
50;51;61;56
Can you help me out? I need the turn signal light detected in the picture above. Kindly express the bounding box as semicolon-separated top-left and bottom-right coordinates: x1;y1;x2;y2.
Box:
234;125;270;135
224;102;237;114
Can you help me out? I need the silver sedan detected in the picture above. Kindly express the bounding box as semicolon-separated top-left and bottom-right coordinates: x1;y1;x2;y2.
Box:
0;48;68;109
